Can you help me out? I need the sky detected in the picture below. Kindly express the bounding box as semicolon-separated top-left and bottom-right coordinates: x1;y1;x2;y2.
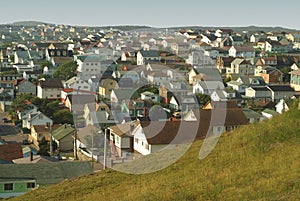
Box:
1;0;300;29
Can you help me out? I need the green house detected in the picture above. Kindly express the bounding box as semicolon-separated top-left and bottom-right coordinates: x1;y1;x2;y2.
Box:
0;178;37;199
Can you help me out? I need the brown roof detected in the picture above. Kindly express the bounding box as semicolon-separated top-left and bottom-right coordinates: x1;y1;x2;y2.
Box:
39;78;63;88
139;109;248;145
0;144;23;162
233;45;255;52
109;121;140;137
32;124;60;133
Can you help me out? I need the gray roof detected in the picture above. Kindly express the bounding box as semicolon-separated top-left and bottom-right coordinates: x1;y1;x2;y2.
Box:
0;162;93;185
140;50;160;58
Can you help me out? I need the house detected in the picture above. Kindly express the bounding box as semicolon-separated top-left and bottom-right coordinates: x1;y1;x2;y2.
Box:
211;88;236;102
256;57;278;66
254;66;283;84
159;82;190;104
236;76;267;87
242;108;265;123
46;48;73;67
275;99;289;114
245;86;272;101
22;111;53;130
64;94;96;114
15;80;36;96
140;91;160;103
226;58;254;75
193;81;224;95
108;121;140;157
289;69;300;91
169;95;199;112
76;54;113;81
52;124;76;152
37;78;63;100
227;80;247;94
229;45;256;58
99;78;118;98
30;124;59;148
262;109;279;119
121;99;151;117
133;109;248;155
83;103;115;128
64;77;91;92
268;85;294;102
0;162;93;186
136;50;161;65
216;57;235;73
0;178;38;199
110;89;139;104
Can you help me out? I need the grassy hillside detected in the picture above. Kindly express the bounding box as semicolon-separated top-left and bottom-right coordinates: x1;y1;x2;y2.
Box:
10;105;300;201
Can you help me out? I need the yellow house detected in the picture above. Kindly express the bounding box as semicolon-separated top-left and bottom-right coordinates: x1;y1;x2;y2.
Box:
99;78;118;98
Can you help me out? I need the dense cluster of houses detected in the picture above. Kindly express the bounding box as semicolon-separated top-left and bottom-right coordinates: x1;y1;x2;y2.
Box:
1;24;300;197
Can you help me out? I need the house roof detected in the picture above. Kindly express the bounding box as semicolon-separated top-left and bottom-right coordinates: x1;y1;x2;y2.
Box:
0;144;23;162
139;50;160;58
109;121;140;137
243;108;262;119
289;69;300;75
39;78;63;88
52;124;76;141
268;85;294;92
0;161;93;185
13;155;60;164
232;45;255;52
140;109;248;145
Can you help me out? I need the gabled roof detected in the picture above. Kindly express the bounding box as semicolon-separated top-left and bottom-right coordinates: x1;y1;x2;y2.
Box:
52;124;76;141
109;121;140;137
232;45;255;52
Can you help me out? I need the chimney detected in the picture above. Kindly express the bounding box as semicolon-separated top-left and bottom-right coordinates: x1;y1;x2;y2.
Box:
30;151;33;162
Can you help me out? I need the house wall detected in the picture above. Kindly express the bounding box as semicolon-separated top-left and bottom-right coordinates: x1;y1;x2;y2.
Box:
0;180;36;199
56;133;74;151
37;86;61;99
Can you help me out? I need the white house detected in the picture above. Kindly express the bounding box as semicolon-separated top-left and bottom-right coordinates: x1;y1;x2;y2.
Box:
275;99;289;114
22;111;53;129
137;50;161;65
229;45;256;58
140;91;160;102
37;78;63;100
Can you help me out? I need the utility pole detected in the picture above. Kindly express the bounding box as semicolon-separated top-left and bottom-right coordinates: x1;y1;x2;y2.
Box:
47;122;53;156
74;130;78;160
103;128;108;170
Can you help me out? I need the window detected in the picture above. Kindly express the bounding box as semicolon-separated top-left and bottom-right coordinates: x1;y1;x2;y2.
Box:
101;108;106;111
145;143;149;150
4;183;13;191
135;138;139;144
27;182;36;189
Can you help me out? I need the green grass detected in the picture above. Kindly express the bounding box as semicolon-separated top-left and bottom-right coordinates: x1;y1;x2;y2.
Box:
9;106;300;201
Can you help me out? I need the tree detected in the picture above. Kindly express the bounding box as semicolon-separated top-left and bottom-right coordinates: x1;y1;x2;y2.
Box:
195;93;211;108
8;94;34;119
53;110;74;124
53;61;78;80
